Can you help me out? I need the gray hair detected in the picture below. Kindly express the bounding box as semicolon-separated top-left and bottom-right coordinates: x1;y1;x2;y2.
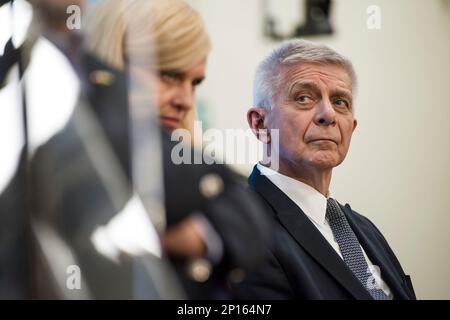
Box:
253;39;357;110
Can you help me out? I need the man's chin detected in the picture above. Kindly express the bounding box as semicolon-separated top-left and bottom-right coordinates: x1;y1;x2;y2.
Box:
309;155;342;170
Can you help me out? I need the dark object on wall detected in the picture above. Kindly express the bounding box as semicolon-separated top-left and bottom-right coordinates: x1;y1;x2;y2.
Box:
295;0;333;36
264;0;333;41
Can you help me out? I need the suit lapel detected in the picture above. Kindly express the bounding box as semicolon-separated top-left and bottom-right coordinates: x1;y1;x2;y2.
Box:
342;204;410;300
249;167;372;299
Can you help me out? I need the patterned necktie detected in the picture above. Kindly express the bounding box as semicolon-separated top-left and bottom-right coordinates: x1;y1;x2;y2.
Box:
326;198;389;300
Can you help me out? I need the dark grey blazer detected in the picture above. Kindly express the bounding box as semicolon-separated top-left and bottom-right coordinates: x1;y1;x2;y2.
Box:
233;166;416;300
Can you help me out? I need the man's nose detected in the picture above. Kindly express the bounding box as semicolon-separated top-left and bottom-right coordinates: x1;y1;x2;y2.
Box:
173;83;194;111
314;98;336;126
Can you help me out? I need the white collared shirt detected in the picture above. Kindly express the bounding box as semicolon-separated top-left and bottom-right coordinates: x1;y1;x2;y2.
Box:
257;163;392;298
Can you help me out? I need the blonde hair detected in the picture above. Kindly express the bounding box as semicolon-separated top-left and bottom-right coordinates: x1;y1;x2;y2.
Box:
85;0;211;135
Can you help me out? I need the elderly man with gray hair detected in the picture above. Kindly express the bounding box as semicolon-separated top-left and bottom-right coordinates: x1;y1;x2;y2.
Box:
233;39;416;300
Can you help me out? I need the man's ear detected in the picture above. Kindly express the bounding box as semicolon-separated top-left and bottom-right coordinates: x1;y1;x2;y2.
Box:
247;107;270;144
352;118;358;132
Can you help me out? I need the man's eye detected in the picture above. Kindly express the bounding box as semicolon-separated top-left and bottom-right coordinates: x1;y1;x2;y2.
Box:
334;99;349;108
296;95;311;103
192;78;204;87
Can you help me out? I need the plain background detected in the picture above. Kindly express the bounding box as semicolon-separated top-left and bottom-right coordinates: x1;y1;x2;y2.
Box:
186;0;450;299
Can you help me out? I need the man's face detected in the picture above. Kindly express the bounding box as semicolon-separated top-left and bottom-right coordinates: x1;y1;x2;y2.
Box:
265;63;357;173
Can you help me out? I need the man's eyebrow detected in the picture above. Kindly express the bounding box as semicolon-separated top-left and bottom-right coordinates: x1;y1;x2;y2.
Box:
287;81;353;101
288;81;320;95
330;89;353;102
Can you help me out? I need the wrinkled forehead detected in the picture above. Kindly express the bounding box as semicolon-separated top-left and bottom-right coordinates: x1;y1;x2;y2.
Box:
278;62;354;93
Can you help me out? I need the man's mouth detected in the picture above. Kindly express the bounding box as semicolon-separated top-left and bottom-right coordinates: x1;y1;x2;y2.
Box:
308;138;337;144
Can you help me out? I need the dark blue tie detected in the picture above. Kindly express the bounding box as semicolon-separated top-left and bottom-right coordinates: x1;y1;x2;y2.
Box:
326;198;389;300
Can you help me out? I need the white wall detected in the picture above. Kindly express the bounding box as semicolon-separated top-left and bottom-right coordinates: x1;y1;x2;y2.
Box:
188;0;450;299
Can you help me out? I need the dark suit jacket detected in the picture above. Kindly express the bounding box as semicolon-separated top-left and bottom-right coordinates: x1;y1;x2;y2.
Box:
162;137;270;299
233;166;416;300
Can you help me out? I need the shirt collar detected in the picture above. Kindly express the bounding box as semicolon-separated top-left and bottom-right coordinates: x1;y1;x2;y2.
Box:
257;163;328;226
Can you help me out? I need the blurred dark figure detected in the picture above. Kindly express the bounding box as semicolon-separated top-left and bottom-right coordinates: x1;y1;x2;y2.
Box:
1;0;181;299
0;0;270;299
0;0;31;299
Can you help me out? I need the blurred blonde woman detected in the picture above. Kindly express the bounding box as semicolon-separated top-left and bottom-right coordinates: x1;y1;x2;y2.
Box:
85;0;211;141
84;0;270;300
